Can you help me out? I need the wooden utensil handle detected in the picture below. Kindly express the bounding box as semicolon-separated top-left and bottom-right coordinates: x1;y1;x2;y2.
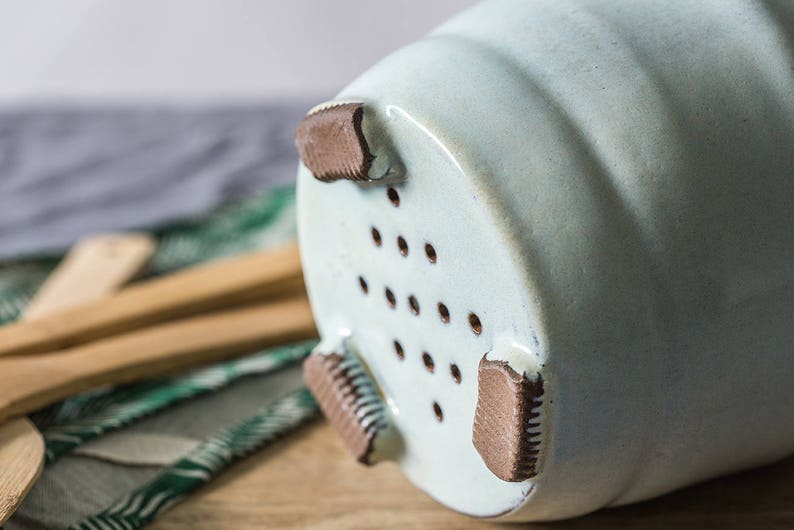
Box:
22;233;155;320
0;296;316;423
0;243;304;357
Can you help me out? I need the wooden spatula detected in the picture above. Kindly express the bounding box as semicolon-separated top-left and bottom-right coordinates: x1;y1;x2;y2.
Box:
0;233;156;524
0;296;316;423
21;233;155;320
0;242;304;357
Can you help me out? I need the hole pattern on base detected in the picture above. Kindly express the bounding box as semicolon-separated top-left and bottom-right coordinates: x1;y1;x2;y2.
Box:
360;189;487;432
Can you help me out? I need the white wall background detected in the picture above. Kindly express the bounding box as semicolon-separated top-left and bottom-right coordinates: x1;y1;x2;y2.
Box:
0;0;477;103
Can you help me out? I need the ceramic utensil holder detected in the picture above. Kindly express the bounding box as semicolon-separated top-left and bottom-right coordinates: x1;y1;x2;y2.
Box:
295;0;794;521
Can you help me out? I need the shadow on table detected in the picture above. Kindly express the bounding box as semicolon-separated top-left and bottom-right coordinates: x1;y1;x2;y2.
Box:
515;455;794;529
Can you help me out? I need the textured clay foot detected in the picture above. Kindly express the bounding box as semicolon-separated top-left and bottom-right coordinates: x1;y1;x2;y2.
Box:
295;102;373;183
472;355;544;482
303;350;389;464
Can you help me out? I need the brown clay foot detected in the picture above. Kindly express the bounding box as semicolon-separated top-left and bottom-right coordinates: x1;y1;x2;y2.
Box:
303;345;399;464
295;102;403;183
472;354;544;482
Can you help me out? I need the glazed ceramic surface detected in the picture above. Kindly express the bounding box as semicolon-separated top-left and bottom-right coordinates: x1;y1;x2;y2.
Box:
297;0;794;521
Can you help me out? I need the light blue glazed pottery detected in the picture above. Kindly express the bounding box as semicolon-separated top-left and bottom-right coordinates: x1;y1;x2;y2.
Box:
296;0;794;521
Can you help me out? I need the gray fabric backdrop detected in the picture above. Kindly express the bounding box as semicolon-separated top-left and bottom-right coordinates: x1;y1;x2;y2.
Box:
0;104;311;259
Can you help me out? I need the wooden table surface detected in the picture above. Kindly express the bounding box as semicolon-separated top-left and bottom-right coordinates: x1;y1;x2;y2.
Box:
149;419;794;529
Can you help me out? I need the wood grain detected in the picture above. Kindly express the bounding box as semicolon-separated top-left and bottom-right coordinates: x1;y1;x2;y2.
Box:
0;243;304;357
22;233;155;320
150;421;794;530
0;297;316;423
0;418;43;524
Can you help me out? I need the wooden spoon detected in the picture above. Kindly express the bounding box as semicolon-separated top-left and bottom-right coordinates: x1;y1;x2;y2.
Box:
0;233;156;524
0;242;304;357
0;418;47;523
0;296;316;424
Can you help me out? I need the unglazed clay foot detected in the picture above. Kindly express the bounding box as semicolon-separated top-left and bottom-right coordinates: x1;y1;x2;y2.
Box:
472;356;544;483
296;102;403;183
303;344;399;464
295;103;373;183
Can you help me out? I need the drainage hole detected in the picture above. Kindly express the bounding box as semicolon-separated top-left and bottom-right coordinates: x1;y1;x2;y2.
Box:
422;352;435;373
371;227;382;247
394;340;405;360
433;402;444;422
385;287;396;308
408;295;420;315
425;243;437;263
397;236;408;256
438;302;450;323
387;187;400;207
450;364;462;384
358;276;368;294
468;312;483;335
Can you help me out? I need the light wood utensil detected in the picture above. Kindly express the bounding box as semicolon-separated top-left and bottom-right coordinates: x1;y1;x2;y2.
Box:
22;234;155;320
0;242;303;357
0;233;156;524
0;296;316;424
0;418;47;523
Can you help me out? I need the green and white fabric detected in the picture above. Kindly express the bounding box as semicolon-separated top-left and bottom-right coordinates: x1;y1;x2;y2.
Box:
71;388;317;530
44;340;317;465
